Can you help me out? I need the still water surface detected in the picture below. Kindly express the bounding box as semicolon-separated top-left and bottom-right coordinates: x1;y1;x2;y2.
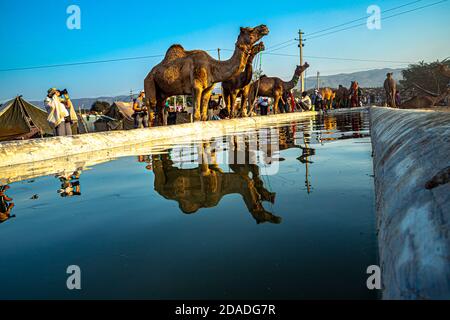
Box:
0;111;378;299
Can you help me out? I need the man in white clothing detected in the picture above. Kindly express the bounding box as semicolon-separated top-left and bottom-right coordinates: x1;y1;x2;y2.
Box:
44;88;72;136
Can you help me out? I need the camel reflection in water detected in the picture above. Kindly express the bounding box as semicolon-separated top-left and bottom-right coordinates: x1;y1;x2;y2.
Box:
151;137;281;224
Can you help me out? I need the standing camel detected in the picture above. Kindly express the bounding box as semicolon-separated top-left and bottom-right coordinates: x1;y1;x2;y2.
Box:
335;85;349;108
384;73;397;108
144;25;269;125
248;63;310;115
222;42;265;118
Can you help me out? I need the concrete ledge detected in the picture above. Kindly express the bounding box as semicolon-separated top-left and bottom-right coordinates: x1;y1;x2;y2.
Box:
0;107;365;168
370;107;450;299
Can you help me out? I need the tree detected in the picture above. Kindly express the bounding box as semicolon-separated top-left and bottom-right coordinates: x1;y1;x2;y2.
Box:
90;101;111;114
400;60;450;96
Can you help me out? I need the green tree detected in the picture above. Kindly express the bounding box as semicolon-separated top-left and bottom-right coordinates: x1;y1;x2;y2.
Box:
400;60;450;95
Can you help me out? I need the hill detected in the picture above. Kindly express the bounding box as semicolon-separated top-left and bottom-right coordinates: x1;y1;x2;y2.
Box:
305;67;404;89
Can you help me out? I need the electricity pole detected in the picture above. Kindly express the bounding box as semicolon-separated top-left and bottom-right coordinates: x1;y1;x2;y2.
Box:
217;48;221;61
316;71;320;90
297;29;305;93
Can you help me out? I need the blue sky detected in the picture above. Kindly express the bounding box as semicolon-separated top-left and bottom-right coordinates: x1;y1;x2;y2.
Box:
0;0;449;101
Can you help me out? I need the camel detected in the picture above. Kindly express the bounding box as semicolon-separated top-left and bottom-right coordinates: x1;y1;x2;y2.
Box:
144;25;269;125
321;87;335;110
384;73;397;108
335;85;349;108
248;63;310;115
222;42;265;117
151;150;280;224
399;88;450;109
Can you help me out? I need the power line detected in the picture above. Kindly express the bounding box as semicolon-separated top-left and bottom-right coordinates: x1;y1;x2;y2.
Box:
305;0;448;41
265;39;296;51
264;42;297;54
306;0;424;37
0;54;165;72
262;52;415;64
0;49;218;72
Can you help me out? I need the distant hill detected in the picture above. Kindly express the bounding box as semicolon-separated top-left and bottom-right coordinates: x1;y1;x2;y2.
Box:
305;67;404;89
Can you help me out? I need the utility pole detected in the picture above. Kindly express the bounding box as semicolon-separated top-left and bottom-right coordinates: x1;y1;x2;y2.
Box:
217;48;221;61
298;29;305;93
130;89;133;102
316;71;320;90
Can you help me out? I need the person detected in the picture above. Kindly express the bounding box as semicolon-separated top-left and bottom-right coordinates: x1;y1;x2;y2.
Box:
313;89;323;111
349;81;360;108
298;92;313;111
258;97;269;115
278;91;291;113
45;88;73;136
0;185;15;223
395;90;401;107
167;104;177;125
133;91;149;128
59;89;79;134
384;73;397;108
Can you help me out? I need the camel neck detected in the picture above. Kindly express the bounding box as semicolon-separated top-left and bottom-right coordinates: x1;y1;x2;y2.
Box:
284;71;301;91
212;45;248;82
239;58;255;87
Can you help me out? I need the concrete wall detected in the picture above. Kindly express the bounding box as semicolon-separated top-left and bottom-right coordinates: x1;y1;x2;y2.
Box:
370;107;450;299
0;108;364;167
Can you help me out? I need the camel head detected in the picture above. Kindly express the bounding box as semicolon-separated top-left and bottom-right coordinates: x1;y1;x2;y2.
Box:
236;25;269;52
250;42;266;57
295;62;310;76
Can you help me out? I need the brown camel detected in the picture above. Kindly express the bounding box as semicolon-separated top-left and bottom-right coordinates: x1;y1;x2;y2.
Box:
399;88;450;109
144;25;269;125
248;63;310;115
222;42;265;117
384;73;397;108
151;150;280;224
335;85;349;108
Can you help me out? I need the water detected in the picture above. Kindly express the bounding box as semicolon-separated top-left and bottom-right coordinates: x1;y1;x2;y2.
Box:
0;111;378;299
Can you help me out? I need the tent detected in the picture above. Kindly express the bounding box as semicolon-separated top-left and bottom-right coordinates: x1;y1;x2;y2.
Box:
0;96;53;141
94;101;135;131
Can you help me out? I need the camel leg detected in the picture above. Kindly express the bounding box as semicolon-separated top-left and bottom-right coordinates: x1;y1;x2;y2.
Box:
248;85;256;115
230;92;237;118
240;90;249;117
200;86;214;121
144;74;157;110
273;94;281;115
192;86;203;122
155;99;165;126
223;89;231;116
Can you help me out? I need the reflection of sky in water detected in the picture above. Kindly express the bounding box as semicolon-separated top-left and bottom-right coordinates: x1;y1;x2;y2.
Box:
0;111;378;299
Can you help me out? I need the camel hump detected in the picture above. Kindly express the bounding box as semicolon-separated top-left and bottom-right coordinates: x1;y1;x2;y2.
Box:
164;44;187;62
